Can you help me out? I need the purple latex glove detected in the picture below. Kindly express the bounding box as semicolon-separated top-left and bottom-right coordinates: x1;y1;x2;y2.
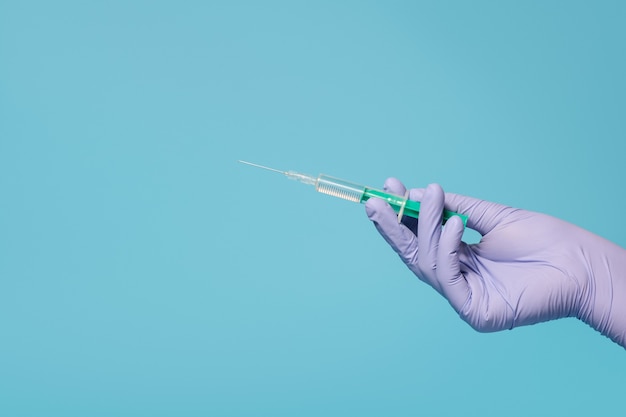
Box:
366;178;626;348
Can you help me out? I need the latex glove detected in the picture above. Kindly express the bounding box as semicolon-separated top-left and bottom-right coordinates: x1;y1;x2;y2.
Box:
365;179;626;348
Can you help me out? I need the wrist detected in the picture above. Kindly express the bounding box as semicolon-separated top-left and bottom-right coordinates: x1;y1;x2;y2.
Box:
577;236;626;348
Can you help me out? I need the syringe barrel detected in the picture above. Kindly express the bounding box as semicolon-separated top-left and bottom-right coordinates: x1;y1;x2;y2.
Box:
315;174;468;226
315;175;365;203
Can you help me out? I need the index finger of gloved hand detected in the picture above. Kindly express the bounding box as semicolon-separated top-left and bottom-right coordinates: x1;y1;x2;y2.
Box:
409;188;425;202
365;197;419;266
416;183;445;292
383;177;407;195
382;178;424;202
403;188;425;231
382;178;419;232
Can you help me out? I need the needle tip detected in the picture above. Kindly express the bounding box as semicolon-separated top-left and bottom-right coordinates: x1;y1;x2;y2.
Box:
237;160;285;174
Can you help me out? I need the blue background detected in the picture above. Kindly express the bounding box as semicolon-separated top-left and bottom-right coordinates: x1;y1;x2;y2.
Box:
1;1;625;415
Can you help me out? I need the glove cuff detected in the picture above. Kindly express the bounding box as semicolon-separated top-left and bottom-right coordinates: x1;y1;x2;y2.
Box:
578;239;626;348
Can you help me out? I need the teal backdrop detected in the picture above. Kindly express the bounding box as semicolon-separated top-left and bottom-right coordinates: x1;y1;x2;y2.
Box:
1;1;625;416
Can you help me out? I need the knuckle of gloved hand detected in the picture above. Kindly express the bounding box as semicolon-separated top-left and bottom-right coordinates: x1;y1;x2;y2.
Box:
457;302;487;332
459;310;490;333
464;310;512;333
470;316;493;333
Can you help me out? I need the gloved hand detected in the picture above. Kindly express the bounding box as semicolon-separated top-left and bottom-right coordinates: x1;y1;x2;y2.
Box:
365;178;626;348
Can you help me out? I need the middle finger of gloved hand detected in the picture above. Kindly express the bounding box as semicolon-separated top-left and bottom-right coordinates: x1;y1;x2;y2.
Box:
383;178;418;232
402;188;425;232
415;183;445;292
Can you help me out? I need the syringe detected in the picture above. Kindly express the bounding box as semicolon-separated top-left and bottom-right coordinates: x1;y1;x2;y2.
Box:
238;160;467;226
